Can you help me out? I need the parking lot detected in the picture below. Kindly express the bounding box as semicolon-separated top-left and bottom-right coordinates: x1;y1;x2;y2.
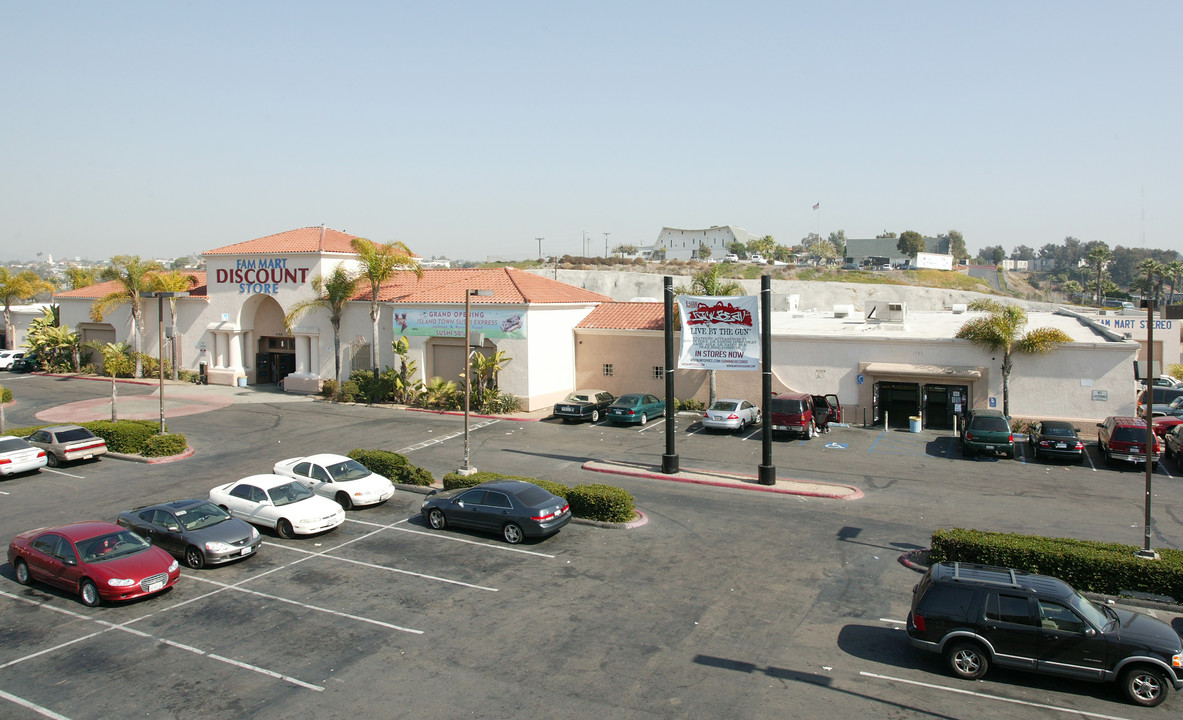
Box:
2;375;1183;719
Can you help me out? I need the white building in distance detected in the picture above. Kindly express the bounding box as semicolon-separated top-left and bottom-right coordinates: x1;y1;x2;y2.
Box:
644;226;763;261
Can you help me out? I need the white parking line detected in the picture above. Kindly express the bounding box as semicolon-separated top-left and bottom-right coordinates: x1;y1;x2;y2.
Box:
269;543;498;592
41;468;86;479
398;419;500;454
0;490;9;495
879;618;905;624
0;688;73;720
637;419;665;432
345;517;557;558
858;671;1133;720
157;639;324;691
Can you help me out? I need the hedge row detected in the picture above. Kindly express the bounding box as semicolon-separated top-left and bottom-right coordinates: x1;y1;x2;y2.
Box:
347;449;435;486
930;527;1183;601
441;470;637;524
3;420;187;457
1;386;11;404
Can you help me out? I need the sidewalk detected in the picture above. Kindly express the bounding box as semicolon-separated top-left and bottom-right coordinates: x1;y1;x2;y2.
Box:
582;459;863;500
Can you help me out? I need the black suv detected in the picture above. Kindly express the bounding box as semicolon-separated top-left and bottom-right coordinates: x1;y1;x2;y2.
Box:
907;562;1183;707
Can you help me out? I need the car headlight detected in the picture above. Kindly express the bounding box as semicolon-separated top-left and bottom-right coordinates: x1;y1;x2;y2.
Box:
250;526;259;539
107;578;135;587
168;560;179;572
205;541;234;553
1173;653;1182;668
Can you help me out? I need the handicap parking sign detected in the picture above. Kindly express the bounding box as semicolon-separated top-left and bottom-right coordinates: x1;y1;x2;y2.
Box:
825;442;848;450
989;397;997;408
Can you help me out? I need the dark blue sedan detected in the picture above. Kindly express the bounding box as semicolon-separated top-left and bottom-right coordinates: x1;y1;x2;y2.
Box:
420;480;570;544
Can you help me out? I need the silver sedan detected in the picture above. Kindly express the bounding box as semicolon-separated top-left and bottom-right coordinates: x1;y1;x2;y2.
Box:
701;399;761;432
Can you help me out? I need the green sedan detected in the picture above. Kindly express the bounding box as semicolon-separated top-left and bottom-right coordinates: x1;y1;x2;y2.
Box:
606;393;665;425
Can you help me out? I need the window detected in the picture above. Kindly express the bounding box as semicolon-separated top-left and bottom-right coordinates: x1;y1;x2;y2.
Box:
293;462;311;477
602;363;613;377
310;465;331;482
458;490;486;505
350;339;372;372
485;492;512;509
653;366;664;380
986;593;1033;625
918;585;975;618
32;535;62;557
1039;601;1085;633
230;484;255;501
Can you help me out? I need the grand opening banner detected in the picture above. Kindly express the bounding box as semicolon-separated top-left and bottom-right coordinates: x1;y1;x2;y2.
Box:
393;309;527;339
676;295;760;371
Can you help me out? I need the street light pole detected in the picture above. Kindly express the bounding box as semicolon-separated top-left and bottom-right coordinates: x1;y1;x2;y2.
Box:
604;232;610;258
461;288;493;475
142;291;189;435
536;237;543;261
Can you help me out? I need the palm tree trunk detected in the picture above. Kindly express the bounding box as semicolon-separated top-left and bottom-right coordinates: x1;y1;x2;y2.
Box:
1001;352;1013;417
110;376;118;421
132;309;143;378
371;304;380;405
169;301;180;381
709;370;717;406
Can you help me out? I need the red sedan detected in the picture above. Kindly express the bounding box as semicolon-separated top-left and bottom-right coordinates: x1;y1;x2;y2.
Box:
8;521;180;607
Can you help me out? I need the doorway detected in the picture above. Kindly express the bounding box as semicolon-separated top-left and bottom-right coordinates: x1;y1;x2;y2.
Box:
876;382;920;428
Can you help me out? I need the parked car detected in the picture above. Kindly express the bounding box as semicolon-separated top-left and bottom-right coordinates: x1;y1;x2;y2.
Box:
811;393;842;431
0;436;48;476
606;393;665;425
1027;420;1085;462
0;350;24;369
8;521;181;607
272;453;395;510
907;561;1183;707
1146;375;1183;388
420;480;570;544
1150;396;1183;416
1139;387;1183;413
24;425;108;467
116;499;262;569
701;399;760;432
748;253;766;264
209;474;346;538
1152;415;1183;438
769;393;818;438
959;409;1014;458
721;253;740;263
553;389;615;423
839;263;859;271
1164;425;1183;460
10;353;38;373
1097;416;1160;468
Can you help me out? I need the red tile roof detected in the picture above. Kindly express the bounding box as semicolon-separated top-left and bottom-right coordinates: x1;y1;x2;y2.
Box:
369;268;610;305
54;272;208;299
204;227;418;256
576;302;665;330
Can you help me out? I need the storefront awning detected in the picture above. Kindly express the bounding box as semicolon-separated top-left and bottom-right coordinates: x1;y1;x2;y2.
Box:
863;362;983;380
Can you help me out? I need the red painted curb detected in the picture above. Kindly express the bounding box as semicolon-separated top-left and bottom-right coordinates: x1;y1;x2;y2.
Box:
581;462;864;500
35;372;159;386
107;447;195;464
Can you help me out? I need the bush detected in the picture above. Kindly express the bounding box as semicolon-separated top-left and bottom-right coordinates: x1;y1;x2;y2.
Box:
340;380;360;403
137;354;173;378
321;380;339;398
84;420;158;454
141;433;188;457
566;483;636;523
1;386;11;404
442;470;536;491
347;448;435;486
676;398;705;412
930;528;1183;601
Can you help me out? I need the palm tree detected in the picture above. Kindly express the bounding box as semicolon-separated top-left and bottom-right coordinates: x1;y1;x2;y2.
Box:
675;264;744;406
1138;258;1168;307
284;264;356;385
349;238;421;402
1167;260;1183;305
1086;245;1112;305
90;255;163;378
1061;279;1083;302
955;299;1073;416
0;268;54;350
64;267;99;291
147;270;199;380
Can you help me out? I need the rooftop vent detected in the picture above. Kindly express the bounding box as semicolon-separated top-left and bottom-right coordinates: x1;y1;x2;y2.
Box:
866;301;907;324
952;303;967;314
833;304;853;318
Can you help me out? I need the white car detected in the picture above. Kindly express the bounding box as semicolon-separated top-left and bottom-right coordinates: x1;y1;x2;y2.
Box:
0;436;47;475
748;253;766;264
722;253;740;263
209;474;345;538
0;351;24;370
272;453;395;510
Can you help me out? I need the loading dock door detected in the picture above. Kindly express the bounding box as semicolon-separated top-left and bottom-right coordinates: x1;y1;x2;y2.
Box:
879;382;920;428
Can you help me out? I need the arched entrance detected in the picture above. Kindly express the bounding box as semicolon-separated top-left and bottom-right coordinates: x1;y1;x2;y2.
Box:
240;294;295;385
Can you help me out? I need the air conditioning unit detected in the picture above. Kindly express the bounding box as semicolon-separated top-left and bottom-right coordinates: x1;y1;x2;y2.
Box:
865;301;906;323
886;302;907;322
833;304;853;318
951;303;967;314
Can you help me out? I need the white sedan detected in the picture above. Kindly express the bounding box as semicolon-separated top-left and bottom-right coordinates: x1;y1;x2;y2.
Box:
271;454;396;510
0;436;47;475
0;351;24;370
209;474;345;538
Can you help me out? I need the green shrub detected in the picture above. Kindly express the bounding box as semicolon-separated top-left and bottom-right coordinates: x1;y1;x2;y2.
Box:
347;449;435;486
83;420;158;454
340;380;360;403
676;398;704;412
0;386;11;404
137;354;173;378
3;423;51;437
930;528;1183;600
566;483;636;523
321;380;339;398
142;433;188;457
441;470;536;490
530;478;570;498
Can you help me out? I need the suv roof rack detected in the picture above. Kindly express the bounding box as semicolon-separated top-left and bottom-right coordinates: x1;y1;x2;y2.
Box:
948;562;1022;589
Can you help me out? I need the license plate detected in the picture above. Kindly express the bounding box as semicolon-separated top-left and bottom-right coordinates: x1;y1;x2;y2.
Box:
985;445;995;450
561;406;573;412
147;581;163;593
83;454;93;459
1055;443;1066;449
241;547;253;556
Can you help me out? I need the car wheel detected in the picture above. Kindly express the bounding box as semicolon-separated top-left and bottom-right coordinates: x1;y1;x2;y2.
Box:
754;411;762;425
46;453;59;468
591;410;600;422
503;522;523;545
184;545;205;570
639;413;647;425
1121;665;1168;707
79;579;100;608
276;519;295;539
428;508;446;530
14;559;30;585
335;492;353;511
945;641;988;680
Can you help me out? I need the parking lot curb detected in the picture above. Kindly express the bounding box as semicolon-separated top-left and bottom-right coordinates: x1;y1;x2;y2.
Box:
581;460;863;500
106;447;195;464
402;407;544;422
573;509;649;530
35;372;160;387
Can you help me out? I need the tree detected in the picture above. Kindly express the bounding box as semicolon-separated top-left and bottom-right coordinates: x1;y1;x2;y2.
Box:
390;335;423;404
897;231;925;259
284;264;357;385
876;231;898;239
613;243;639;257
1061;280;1083;301
1010;245;1036;262
1137;258;1168;306
944;230;968;261
1167;261;1183;304
350;238;422;403
955;299;1072;417
1086;244;1112;304
827;230;846;258
89;256;163;379
147;270;199;380
0;268;54;350
64;267;99;291
727;240;746;258
674;264;744;406
695;242;711;261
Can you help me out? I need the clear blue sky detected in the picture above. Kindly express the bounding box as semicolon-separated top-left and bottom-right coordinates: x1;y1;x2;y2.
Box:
2;2;1179;262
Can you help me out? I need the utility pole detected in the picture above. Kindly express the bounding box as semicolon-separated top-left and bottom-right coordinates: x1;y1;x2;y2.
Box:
583;230;588;258
536;237;543;261
604;232;611;257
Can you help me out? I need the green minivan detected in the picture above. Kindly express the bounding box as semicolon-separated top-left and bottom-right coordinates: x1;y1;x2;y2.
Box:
960;409;1014;458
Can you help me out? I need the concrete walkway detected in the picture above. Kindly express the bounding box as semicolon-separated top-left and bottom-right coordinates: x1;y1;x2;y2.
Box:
582;459;863;500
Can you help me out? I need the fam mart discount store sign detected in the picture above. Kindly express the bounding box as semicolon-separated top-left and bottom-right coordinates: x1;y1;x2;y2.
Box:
55;227;611;411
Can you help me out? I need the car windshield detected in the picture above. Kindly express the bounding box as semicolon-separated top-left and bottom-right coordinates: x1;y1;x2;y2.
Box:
710;401;738;412
175;502;231;530
55;428;96;443
1170;397;1183;410
564;393;592;403
971;417;1009;432
0;438;31;453
513;485;552;506
326;459;371;482
78;530;150;563
267;482;315;506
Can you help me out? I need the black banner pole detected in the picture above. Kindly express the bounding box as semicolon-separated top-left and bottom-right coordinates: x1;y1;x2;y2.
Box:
662;276;679;474
758;274;776;485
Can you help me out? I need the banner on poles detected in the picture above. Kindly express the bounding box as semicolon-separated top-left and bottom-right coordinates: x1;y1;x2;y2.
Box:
676;295;760;371
393;309;526;338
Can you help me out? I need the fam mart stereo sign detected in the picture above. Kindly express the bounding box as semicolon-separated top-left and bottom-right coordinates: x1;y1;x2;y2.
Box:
677;295;760;371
